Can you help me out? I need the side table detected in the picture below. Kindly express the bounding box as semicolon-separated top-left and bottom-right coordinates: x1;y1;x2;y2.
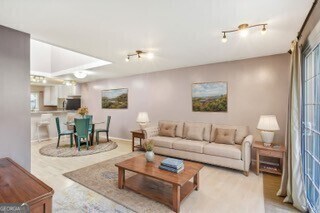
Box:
253;141;286;175
131;130;145;151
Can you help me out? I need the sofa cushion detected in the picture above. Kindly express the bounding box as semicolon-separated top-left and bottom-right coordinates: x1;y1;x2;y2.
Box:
159;123;176;137
203;143;242;160
214;128;236;145
172;139;208;153
183;122;212;141
159;120;184;137
150;136;181;149
210;124;249;144
186;126;204;141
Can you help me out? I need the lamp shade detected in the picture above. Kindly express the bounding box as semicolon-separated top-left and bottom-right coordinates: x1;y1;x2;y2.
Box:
257;115;280;131
136;112;149;123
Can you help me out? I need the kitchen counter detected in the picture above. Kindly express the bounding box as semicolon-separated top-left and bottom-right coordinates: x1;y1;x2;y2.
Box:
31;110;77;142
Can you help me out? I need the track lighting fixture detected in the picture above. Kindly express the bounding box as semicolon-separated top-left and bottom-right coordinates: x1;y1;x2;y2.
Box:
125;50;154;61
221;23;267;43
63;80;77;86
30;75;46;83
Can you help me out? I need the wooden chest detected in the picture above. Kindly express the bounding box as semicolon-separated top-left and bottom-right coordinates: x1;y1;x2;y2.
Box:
0;158;54;212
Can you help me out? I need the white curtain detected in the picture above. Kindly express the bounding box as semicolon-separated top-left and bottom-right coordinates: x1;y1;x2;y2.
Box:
277;40;307;212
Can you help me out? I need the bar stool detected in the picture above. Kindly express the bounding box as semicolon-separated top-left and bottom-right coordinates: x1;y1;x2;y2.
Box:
66;113;77;131
37;114;52;142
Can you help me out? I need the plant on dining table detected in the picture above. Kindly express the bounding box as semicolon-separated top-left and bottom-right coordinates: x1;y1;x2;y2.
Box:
77;107;89;117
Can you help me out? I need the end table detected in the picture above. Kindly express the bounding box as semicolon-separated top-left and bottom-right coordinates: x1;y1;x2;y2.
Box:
131;130;145;151
253;141;286;175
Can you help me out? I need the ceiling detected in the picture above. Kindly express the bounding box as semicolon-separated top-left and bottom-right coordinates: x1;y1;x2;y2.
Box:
0;0;314;82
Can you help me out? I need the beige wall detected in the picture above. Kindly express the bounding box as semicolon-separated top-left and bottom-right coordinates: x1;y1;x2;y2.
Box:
82;53;290;144
0;25;31;170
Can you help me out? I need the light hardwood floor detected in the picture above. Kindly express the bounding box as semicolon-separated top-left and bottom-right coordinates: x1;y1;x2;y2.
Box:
31;138;297;213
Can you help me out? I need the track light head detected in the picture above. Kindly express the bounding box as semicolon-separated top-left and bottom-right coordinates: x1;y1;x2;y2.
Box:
261;25;267;35
146;52;154;59
238;23;249;37
221;33;227;43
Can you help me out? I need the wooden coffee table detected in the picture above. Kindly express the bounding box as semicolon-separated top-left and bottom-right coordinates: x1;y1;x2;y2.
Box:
115;154;203;213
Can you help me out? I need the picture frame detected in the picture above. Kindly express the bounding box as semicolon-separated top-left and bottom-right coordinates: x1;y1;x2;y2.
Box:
192;82;228;112
101;88;128;109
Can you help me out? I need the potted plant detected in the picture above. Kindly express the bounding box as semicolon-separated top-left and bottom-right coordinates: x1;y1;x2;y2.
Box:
77;107;89;118
143;139;155;162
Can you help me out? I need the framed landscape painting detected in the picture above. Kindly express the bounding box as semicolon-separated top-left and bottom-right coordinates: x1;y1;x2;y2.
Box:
192;82;228;112
102;88;128;109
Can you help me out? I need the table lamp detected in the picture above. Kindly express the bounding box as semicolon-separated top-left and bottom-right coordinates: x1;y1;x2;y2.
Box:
257;115;280;146
136;112;150;130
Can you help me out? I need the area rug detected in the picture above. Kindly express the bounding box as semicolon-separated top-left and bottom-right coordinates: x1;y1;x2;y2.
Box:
64;152;265;213
39;141;118;157
53;184;133;213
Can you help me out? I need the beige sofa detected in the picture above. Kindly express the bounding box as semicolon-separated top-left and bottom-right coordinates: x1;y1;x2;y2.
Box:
144;121;253;176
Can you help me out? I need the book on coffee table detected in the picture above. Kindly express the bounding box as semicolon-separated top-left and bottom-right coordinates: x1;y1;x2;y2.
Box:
161;158;184;169
159;164;184;173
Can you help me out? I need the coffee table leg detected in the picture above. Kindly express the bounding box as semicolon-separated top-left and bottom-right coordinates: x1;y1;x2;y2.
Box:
172;184;180;213
132;135;135;152
118;168;125;189
194;172;199;191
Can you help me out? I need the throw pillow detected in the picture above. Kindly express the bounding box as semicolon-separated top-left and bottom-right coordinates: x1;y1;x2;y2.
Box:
214;128;237;145
159;121;184;137
186;126;205;141
159;123;177;137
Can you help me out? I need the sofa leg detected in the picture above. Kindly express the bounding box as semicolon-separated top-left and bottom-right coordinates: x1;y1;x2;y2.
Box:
243;171;249;176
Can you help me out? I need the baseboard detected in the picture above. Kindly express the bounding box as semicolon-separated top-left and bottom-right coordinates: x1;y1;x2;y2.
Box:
100;135;131;142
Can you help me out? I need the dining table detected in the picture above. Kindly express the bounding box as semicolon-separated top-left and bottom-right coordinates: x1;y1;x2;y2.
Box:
65;121;104;146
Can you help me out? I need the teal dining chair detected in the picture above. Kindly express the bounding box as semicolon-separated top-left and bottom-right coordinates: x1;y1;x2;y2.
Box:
74;118;90;151
84;114;94;144
84;115;93;134
96;116;111;144
55;117;74;148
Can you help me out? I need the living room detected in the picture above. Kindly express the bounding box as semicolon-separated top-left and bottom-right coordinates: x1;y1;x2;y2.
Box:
0;0;319;212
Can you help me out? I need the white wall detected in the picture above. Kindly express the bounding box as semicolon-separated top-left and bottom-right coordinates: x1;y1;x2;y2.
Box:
0;25;31;170
50;46;98;72
30;39;51;73
82;54;290;144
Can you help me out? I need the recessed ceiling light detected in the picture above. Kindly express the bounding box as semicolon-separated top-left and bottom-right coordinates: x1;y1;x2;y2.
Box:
74;71;87;79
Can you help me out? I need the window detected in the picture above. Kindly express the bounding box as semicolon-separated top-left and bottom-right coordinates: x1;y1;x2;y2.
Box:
302;44;320;213
30;92;39;110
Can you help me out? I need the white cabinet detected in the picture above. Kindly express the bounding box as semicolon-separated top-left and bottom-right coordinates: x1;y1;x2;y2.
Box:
57;85;78;98
44;86;58;106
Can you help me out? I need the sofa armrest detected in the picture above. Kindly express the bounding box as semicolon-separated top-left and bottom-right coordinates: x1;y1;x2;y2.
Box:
143;126;159;139
242;135;253;172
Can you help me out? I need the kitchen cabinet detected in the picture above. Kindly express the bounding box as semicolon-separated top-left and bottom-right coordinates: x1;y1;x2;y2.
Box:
44;86;58;106
57;85;79;98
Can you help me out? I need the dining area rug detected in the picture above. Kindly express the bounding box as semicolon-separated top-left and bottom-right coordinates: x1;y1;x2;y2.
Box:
39;140;118;157
63;152;265;213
